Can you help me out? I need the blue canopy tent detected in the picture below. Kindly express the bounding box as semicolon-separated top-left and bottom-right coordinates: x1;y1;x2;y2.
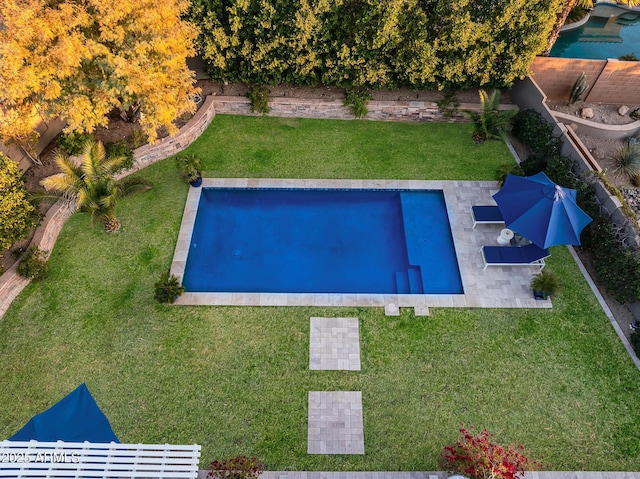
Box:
10;383;119;443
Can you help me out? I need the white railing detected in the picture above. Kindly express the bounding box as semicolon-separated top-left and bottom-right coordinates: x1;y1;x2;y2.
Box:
0;440;201;478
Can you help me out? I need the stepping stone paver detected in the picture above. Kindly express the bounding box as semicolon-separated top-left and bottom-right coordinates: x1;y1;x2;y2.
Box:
309;317;361;370
307;391;364;455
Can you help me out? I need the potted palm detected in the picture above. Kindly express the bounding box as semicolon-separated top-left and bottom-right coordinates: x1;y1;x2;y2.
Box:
176;154;203;187
530;270;560;300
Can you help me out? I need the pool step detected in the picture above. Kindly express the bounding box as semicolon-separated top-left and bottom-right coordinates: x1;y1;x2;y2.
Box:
395;271;410;294
395;266;424;294
407;265;424;294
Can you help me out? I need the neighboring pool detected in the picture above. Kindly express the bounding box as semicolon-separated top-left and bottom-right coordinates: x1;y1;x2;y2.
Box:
182;188;463;294
550;6;640;59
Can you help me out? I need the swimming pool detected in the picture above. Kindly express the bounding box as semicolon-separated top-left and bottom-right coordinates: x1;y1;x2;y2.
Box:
550;5;640;59
181;188;463;294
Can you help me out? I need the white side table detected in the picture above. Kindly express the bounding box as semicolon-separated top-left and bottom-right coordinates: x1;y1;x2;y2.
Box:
497;228;514;246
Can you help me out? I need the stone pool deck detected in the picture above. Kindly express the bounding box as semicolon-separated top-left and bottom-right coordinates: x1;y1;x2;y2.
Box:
171;178;552;312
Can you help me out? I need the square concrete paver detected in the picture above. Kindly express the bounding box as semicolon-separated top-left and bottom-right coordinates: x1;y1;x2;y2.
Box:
309;317;361;370
308;391;364;454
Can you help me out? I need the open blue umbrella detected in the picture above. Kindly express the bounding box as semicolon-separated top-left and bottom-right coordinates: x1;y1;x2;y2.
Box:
492;172;592;249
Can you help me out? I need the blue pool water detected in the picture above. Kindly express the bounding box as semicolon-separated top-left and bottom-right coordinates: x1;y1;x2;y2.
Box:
550;6;640;59
182;188;463;294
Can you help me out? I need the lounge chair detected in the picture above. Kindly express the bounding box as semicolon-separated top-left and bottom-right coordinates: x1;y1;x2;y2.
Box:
481;243;550;270
471;205;504;228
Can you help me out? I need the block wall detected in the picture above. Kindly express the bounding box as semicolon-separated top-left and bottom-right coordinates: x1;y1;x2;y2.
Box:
529;57;640;104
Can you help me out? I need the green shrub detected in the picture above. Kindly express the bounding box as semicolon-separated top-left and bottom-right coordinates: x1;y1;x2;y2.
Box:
247;85;270;115
105;139;135;172
344;87;372;118
154;272;184;303
0;153;40;251
612;142;640;186
544;156;579;189
520;153;548;176
436;91;459;117
57;132;93;156
619;53;639;62
512;109;561;159
567;6;589;23
208;456;264;479
16;247;49;281
495;163;524;186
131;129;149;149
582;217;640;302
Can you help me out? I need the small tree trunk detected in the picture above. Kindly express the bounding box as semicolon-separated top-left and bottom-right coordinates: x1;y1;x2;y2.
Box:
17;141;42;166
540;0;578;56
104;217;121;232
119;103;141;123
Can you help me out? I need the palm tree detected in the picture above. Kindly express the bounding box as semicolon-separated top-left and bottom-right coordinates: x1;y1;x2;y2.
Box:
542;0;639;56
41;139;152;231
468;89;517;143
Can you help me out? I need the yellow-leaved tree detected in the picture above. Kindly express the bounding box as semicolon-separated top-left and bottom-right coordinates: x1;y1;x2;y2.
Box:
0;0;199;148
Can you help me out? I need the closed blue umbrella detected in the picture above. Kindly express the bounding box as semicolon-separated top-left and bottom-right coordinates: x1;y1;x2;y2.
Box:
9;383;119;443
492;172;592;249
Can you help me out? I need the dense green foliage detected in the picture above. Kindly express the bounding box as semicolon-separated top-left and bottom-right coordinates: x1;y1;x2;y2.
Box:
513;109;640;302
57;132;94;156
105;139;135;173
247;85;271;115
16;247;48;281
512;109;561;160
343;87;371;118
1;117;639;470
0;153;39;251
188;0;561;89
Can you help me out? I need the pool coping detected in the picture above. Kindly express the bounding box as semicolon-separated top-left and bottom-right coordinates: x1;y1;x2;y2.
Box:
170;178;552;312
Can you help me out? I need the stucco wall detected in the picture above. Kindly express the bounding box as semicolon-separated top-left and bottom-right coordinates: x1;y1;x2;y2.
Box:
529;57;640;105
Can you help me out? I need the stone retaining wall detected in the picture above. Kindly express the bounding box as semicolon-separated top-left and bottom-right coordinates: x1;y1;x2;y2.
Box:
116;95;216;178
211;96;517;122
0;203;72;318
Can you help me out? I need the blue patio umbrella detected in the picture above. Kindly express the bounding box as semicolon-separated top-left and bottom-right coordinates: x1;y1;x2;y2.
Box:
9;383;119;443
492;172;592;249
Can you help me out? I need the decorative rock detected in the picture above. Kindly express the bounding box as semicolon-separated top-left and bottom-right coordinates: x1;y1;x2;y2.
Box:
619;105;629;116
580;107;594;119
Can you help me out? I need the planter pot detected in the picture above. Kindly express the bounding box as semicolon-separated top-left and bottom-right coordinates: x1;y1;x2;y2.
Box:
533;290;549;300
189;176;203;187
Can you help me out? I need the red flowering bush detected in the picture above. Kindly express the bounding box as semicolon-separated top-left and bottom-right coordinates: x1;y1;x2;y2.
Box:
439;428;540;479
208;456;264;479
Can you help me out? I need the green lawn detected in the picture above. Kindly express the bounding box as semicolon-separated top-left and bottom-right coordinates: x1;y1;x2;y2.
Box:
1;115;639;471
